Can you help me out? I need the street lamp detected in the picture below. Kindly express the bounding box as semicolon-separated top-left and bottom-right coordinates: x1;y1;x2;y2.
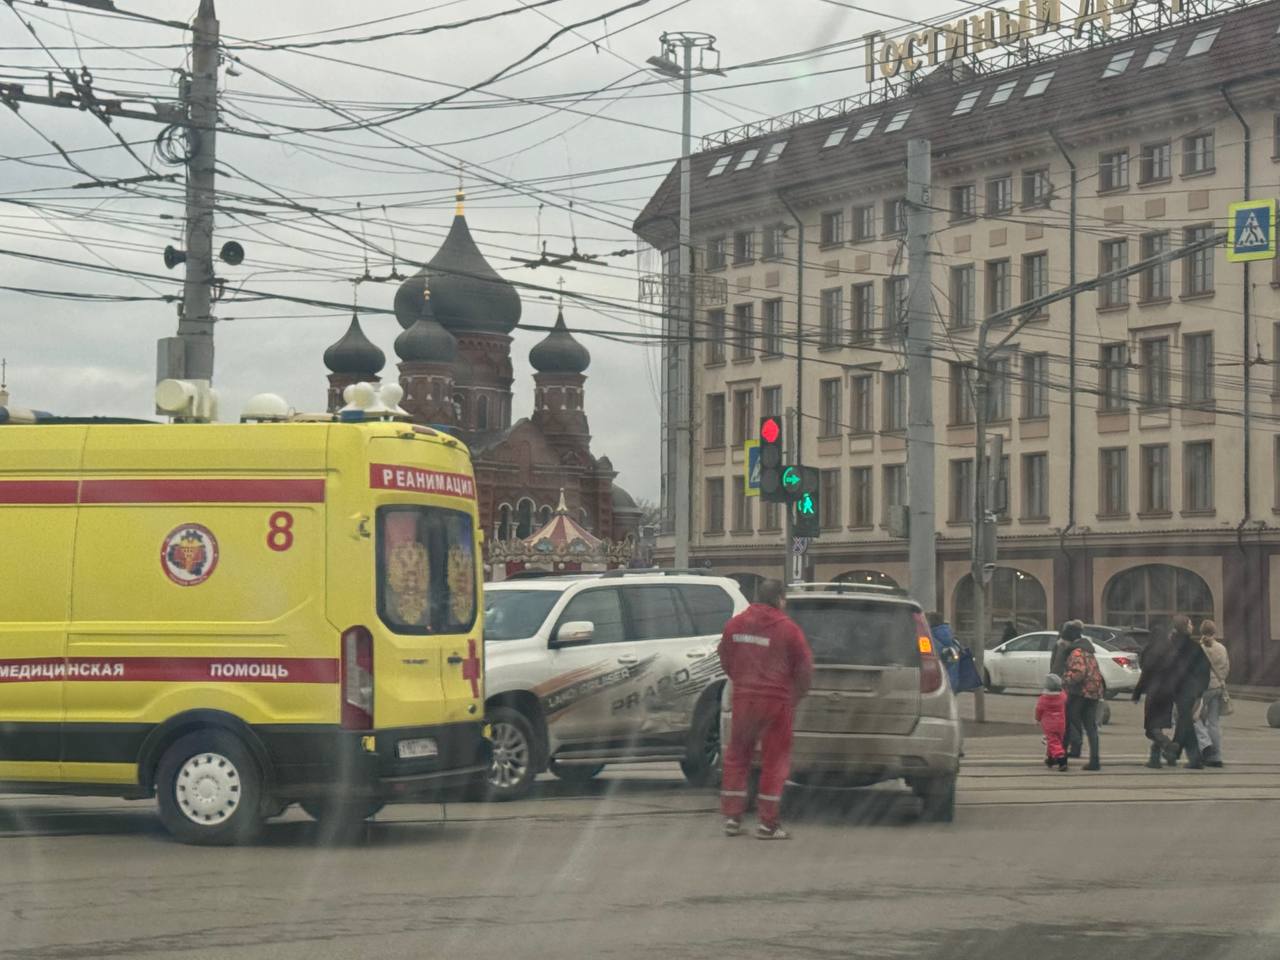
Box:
647;30;723;571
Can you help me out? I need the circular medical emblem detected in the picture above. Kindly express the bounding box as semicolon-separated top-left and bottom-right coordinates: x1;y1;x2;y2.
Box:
161;523;220;586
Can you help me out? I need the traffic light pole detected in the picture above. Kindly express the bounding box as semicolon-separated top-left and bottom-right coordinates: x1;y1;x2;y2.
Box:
905;138;936;612
785;406;797;583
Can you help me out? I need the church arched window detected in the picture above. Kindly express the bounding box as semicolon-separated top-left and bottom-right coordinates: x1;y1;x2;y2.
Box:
497;504;512;541
516;498;535;539
538;505;553;527
477;395;489;430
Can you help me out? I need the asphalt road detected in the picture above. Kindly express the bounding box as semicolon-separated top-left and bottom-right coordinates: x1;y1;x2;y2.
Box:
1;695;1277;960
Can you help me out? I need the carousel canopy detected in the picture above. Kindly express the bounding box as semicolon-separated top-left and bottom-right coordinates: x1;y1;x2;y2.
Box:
524;491;602;551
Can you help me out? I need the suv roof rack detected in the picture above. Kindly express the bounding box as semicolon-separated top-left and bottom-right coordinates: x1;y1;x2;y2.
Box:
787;581;912;598
598;567;717;579
501;570;597;581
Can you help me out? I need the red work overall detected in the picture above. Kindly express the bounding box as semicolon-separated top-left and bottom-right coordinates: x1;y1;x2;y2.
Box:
717;603;813;829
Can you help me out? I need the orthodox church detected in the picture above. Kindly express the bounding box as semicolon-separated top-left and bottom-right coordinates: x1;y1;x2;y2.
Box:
320;188;642;577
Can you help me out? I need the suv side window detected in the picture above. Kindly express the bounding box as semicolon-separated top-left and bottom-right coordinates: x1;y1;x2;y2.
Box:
555;588;625;644
680;585;735;635
622;586;692;641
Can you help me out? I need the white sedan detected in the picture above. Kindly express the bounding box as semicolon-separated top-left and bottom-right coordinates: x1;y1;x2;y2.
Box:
983;631;1140;698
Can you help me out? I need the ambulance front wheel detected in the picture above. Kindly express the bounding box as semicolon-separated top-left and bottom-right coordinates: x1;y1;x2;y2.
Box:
155;730;265;846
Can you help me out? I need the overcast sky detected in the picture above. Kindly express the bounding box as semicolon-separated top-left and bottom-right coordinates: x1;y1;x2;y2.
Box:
0;0;953;503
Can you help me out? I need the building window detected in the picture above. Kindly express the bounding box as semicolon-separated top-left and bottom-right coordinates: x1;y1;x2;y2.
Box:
1183;132;1214;175
950;264;975;328
735;148;759;171
762;385;782;417
516;498;535;539
988;79;1017;106
1023;353;1049;418
1140;231;1170;300
987;357;1011;422
732;389;754;446
882;371;906;432
1099;238;1129;307
1140;142;1171;183
732;476;752;532
496;504;512;541
1183;224;1214;296
762;223;785;259
1023;452;1048;519
1143;37;1176;68
820;210;844;246
820;469;840;529
820;287;844;348
883;276;908;334
706;394;726;447
706;236;726;270
1100;447;1128;515
950;363;975;426
732;303;754;360
706;309;726;364
986;174;1013;215
762;499;781;532
822;126;847;149
762;299;783;356
1184;441;1214;513
851;282;875;341
882;463;906;524
1103;564;1213;639
476;395;489;430
850;467;873;527
1022;168;1050;207
852;204;875;241
950;459;974;522
986;258;1011;319
850;373;873;434
1099;149;1130;192
884;197;907;235
819;378;841;437
951;183;976;220
1140;444;1170;514
1184;332;1213;404
1100;343;1128;411
732;230;754;264
953;89;982;115
705;478;725;533
1022;252;1049;307
1140;338;1170;406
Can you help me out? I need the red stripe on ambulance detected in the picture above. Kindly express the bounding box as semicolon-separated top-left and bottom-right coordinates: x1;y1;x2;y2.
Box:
0;480;78;504
370;463;476;499
0;657;339;683
81;478;325;504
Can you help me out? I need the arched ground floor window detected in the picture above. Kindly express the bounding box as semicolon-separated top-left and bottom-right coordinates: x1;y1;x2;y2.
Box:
1103;564;1214;640
954;567;1047;643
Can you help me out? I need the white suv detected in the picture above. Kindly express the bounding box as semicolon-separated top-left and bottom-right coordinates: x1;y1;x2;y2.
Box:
480;571;748;799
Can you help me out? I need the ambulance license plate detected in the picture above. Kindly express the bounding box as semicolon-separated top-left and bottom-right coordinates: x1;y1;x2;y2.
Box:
397;738;439;759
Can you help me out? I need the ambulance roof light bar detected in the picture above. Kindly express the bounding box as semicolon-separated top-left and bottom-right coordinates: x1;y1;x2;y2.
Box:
339;381;410;422
155;379;217;423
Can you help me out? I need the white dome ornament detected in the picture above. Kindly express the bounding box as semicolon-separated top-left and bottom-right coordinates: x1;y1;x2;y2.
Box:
339;381;410;421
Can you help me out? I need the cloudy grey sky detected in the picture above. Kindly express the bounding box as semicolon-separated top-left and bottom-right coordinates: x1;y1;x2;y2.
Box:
0;0;949;502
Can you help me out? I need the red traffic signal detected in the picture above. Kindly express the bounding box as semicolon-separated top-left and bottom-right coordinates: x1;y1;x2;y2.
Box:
760;416;780;445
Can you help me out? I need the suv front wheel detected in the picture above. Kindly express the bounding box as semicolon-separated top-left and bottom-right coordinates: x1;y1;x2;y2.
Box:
485;706;539;801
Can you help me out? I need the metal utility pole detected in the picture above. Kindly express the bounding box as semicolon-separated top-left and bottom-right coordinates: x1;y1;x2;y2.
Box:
169;0;220;383
906;139;936;611
647;33;722;569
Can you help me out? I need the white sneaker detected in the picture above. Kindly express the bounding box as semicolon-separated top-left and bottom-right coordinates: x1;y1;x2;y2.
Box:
723;818;742;837
755;824;790;840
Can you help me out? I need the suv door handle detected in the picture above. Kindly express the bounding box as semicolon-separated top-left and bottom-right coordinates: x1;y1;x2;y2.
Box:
686;649;712;659
616;654;639;665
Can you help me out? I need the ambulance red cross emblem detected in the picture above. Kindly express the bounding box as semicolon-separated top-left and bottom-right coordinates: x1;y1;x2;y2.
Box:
461;638;480;698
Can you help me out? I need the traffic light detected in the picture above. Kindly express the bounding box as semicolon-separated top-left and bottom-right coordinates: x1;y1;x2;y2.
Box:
758;415;786;502
792;466;820;537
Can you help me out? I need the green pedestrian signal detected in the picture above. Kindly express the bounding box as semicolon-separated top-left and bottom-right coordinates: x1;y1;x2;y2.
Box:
781;466;801;492
791;465;820;537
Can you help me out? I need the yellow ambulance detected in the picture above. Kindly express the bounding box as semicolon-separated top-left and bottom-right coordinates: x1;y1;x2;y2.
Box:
0;382;489;844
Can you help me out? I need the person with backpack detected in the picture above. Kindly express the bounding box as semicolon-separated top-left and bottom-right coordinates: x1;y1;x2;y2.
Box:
1194;620;1231;768
1062;624;1104;770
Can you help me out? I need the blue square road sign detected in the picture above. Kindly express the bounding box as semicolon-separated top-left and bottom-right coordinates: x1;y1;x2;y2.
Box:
1227;199;1276;262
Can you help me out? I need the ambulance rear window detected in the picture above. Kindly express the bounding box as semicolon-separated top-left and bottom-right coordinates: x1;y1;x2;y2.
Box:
376;506;477;635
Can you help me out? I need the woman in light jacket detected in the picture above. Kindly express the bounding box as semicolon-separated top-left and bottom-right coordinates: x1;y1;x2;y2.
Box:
1194;620;1230;768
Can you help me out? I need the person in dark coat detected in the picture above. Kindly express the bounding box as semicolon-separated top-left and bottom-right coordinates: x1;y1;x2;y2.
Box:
1168;615;1211;768
1133;615;1209;768
1052;621;1082;749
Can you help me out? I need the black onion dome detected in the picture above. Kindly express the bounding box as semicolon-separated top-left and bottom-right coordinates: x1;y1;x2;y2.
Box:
393;266;429;330
426;203;522;334
529;308;590;374
395;294;457;364
323;314;384;375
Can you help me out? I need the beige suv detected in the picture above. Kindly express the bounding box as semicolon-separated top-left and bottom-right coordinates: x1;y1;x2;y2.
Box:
721;583;961;822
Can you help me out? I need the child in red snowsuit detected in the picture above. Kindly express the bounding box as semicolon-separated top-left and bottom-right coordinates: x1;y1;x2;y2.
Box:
1035;674;1069;770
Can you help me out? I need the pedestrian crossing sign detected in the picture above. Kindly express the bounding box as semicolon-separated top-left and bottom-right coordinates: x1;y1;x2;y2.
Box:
1227;199;1276;262
744;440;760;497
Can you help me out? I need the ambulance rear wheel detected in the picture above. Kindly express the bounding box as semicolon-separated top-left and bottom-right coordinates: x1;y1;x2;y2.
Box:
156;730;264;846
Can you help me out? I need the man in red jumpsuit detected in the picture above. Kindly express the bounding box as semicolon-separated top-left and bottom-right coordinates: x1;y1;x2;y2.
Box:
717;579;813;840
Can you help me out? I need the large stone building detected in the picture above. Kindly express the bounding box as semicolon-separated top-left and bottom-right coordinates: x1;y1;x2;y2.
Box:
635;0;1280;683
323;190;643;572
